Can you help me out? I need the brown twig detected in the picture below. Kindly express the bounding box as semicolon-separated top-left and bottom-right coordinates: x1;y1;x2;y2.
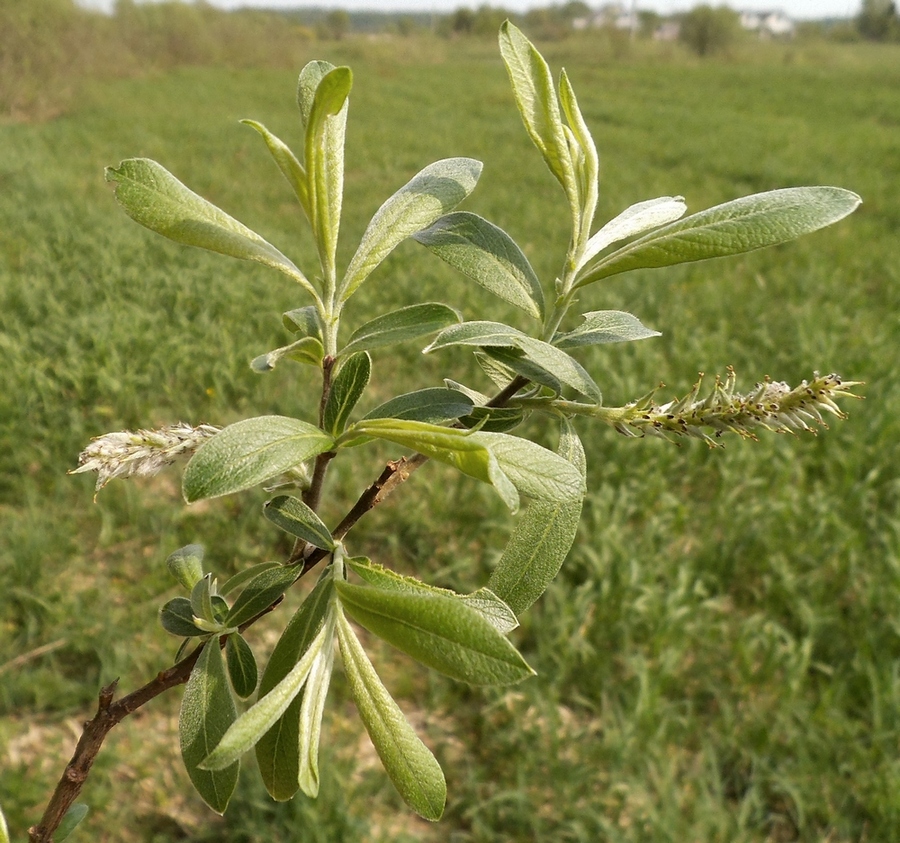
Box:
28;656;200;843
28;601;283;843
486;374;530;408
304;355;336;515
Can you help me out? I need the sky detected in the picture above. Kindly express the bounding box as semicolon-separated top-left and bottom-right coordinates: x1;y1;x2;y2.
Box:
76;0;862;22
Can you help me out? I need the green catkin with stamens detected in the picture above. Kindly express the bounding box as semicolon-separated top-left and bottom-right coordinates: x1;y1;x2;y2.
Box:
610;370;862;446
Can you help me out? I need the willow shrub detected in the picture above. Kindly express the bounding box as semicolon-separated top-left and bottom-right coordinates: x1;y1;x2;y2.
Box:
17;23;861;843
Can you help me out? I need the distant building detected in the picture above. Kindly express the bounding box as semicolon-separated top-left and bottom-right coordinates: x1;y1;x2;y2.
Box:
739;10;795;38
573;4;639;32
653;20;680;41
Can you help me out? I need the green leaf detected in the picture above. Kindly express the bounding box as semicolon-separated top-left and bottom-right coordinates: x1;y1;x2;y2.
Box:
264;495;336;550
349;418;519;511
167;544;205;590
559;68;599;247
0;801;8;843
224;565;299;628
304;65;352;282
345;558;518;635
488;419;586;614
255;574;335;801
514;337;602;401
323;352;371;436
576;196;687;272
180;641;240;813
413;212;544;318
183;416;334;503
498;21;574;194
475;350;518;390
191;574;217;624
554;310;661;349
201;620;331;772
340;302;461;356
426;322;601;401
459;405;526;433
339;158;483;302
282;305;323;338
576;187;862;287
477;430;585;503
220;562;283;597
345;556;450;596
106;159;315;297
482;346;562;394
458;588;519;634
160;597;207;637
423;320;524;353
442;379;526;430
336;580;534;685
240;119;309;216
251;337;324;372
335;610;446;820
297;60;334;128
226;633;259;699
351;419;583;512
363;387;474;425
56;803;89;842
297;622;336;797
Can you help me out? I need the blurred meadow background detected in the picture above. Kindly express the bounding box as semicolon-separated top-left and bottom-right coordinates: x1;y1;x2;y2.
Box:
2;1;900;840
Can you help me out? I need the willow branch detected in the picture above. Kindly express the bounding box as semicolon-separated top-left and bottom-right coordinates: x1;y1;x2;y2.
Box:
33;373;532;840
28;600;282;843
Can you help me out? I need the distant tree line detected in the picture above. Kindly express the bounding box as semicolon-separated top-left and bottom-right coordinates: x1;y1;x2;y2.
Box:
857;0;899;40
3;0;897;120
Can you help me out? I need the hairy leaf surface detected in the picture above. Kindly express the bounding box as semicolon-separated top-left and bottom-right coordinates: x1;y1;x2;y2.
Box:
183;416;334;502
219;562;282;597
180;642;240;813
304;65;352;282
426;322;601;400
297;624;336;797
554;310;661;349
341;302;461;356
166;544;205;591
224;565;299;628
106;159;314;295
200;621;330;771
577;187;862;286
488;419;586;614
336;610;446;820
160;597;207;637
226;634;259;699
349;418;519;510
264;495;336;550
323;352;371;436
498;21;573;195
559;68;599;248
340;158;482;302
413;212;543;318
240;120;309;216
576;196;686;272
251;337;324;372
364;387;474;425
335;580;533;685
255;574;334;800
56;804;90;843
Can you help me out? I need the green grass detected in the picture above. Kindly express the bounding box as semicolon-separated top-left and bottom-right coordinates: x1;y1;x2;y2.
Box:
2;34;900;842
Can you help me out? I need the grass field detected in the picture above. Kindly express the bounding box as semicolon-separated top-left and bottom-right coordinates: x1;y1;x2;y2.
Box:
2;31;900;842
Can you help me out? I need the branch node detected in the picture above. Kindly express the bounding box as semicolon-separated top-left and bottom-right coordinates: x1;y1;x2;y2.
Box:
64;765;86;784
98;679;119;711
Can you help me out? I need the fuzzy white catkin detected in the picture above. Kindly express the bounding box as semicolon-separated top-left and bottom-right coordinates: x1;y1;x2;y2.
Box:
71;423;221;491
